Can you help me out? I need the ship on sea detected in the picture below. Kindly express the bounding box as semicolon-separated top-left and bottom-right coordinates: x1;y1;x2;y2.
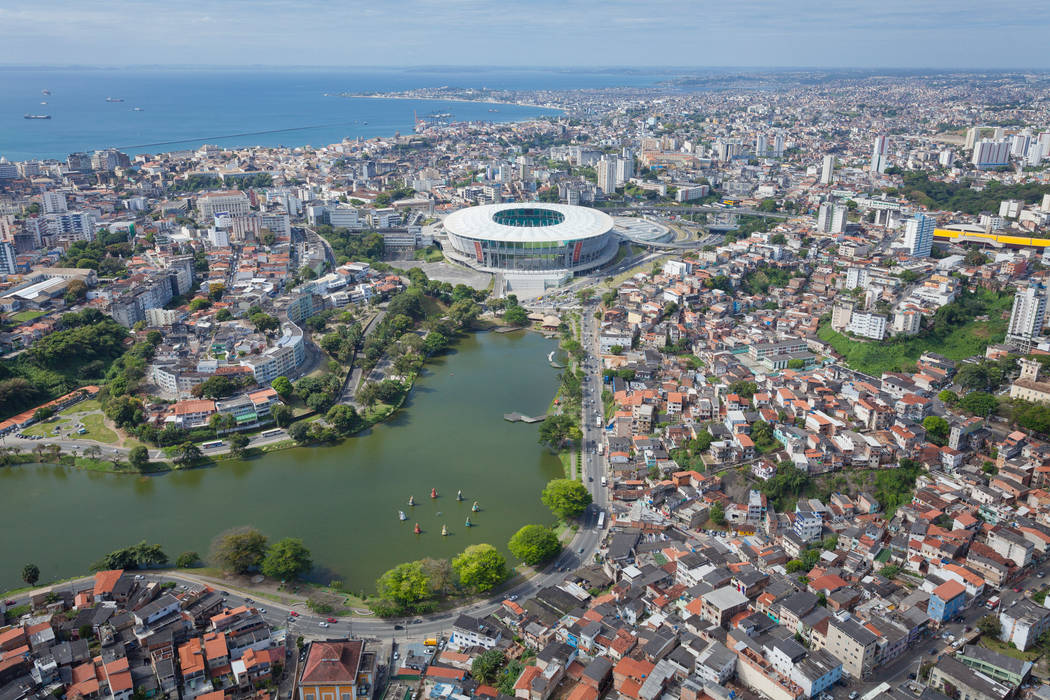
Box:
41;89;51;96
24;114;51;120
106;97;124;103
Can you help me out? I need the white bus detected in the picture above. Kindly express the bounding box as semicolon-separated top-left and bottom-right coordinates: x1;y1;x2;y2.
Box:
597;511;606;529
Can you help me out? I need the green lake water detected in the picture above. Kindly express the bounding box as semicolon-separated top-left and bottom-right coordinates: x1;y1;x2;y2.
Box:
0;330;562;593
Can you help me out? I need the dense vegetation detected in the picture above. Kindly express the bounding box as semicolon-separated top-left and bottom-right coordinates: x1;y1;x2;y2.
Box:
313;226;385;264
818;288;1012;375
889;171;1050;215
371;544;508;616
741;265;793;295
56;230;133;276
0;309;131;421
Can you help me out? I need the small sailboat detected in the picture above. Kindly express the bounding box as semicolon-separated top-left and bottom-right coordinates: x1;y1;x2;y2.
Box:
441;525;448;536
465;517;472;527
408;495;416;506
414;523;421;534
471;501;480;512
398;510;407;521
457;490;463;501
431;487;438;499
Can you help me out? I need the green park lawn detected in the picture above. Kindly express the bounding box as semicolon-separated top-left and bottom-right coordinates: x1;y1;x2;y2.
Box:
23;411;117;444
10;310;45;324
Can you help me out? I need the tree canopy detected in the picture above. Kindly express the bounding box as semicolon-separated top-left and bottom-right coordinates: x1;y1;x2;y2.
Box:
211;527;268;574
541;478;592;519
376;560;431;607
452;544;508;592
261;538;313;580
508;524;561;565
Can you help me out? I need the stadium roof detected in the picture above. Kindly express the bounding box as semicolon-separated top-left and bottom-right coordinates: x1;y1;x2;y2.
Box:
444;203;614;244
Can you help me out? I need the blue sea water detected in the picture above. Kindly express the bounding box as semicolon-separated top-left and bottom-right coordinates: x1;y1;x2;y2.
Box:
0;67;667;161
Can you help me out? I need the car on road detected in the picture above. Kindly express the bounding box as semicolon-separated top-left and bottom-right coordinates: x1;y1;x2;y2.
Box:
412;618;423;624
509;595;519;601
578;547;585;554
3;599;15;606
393;652;399;660
259;608;266;614
849;693;859;700
326;617;337;623
319;621;328;628
393;625;404;630
289;611;299;617
929;648;938;655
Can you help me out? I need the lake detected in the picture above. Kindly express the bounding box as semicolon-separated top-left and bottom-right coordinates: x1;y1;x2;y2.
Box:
0;329;563;593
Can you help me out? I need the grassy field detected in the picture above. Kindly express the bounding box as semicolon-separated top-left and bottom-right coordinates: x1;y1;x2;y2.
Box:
979;635;1043;662
23;411;118;443
10;310;46;324
61;399;103;415
817;291;1012;375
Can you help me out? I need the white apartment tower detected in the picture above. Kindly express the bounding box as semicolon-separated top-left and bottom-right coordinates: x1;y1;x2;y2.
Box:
820;155;835;185
755;134;768;158
773;132;785;157
596;157;617;195
870;134;890;174
817;202;847;234
903;213;934;257
41;190;67;214
1007;282;1049;349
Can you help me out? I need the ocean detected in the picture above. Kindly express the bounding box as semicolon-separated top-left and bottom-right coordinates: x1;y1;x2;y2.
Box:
0;67;669;161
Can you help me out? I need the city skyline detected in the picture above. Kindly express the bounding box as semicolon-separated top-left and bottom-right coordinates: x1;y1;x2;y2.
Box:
2;0;1050;68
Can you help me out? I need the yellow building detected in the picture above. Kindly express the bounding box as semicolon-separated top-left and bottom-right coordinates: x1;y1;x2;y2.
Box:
298;640;375;700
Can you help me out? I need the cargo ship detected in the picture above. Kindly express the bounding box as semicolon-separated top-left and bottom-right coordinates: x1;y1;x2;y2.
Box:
24;114;51;120
106;97;124;102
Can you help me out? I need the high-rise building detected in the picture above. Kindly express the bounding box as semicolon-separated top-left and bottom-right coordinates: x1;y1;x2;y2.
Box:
870;134;890;173
820;155;835;185
971;139;1011;169
1011;130;1032;157
816;202;847;234
0;242;17;275
596;157;617;195
773;132;785;157
616;155;634;184
1007;282;1048;348
903;214;935;257
755;134;768;158
41;191;67;214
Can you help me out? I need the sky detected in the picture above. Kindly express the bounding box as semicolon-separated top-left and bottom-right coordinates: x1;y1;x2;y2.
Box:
1;0;1049;69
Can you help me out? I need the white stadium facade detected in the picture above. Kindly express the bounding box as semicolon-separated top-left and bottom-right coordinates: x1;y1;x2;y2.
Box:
440;203;619;297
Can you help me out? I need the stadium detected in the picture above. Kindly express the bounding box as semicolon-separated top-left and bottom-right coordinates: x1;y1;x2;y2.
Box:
440;203;618;295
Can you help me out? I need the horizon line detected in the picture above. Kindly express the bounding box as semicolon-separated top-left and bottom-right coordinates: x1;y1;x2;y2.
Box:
2;64;1050;72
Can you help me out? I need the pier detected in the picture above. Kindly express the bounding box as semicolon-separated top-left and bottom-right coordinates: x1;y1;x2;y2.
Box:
503;412;547;423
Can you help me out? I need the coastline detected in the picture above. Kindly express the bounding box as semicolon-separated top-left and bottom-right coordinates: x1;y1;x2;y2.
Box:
338;93;566;113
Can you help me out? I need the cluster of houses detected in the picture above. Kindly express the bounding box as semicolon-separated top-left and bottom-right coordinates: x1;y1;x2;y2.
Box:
0;570;284;700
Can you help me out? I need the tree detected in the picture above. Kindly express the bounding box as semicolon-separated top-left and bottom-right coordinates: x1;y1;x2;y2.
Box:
271;404;293;427
229;432;250;457
174;441;202;466
503;306;529;326
176;551;200;568
923;415;950;445
211;526;269;574
215;308;232;322
959;391;997;417
64;278;88;304
128;445;150;471
977;614;1002;638
541;479;592;520
22;563;39;585
471;649;507;685
452;544;508;592
261;538;313;580
878;565;901;579
376;561;431;607
326;404;363;435
188;297;211;312
508;525;561;566
288;421;310;444
271;376;293;399
250;312;280;333
538;414;578;448
710;502;727;526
